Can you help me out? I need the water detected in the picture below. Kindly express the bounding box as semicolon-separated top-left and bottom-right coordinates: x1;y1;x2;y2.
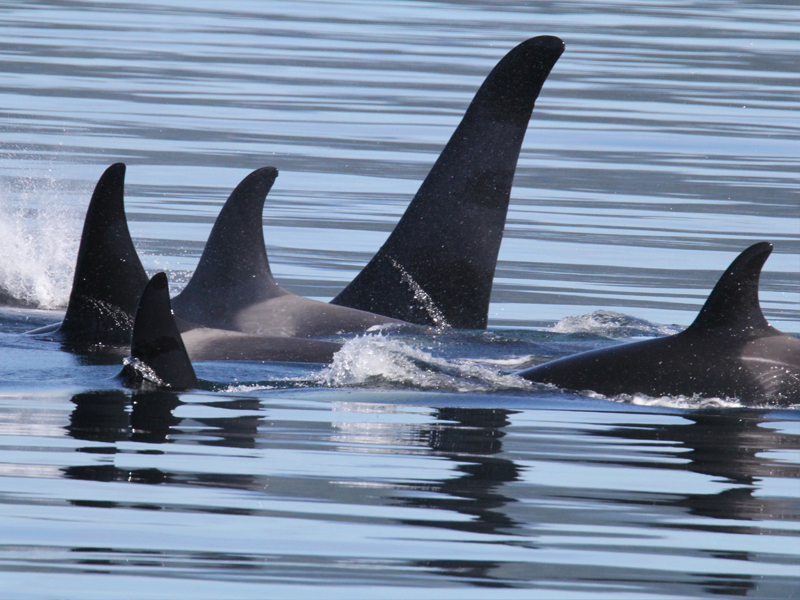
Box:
0;1;798;597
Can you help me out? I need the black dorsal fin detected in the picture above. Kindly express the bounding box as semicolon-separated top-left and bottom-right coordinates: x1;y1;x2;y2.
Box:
59;163;149;345
123;272;198;390
686;242;774;334
171;167;284;329
331;36;564;329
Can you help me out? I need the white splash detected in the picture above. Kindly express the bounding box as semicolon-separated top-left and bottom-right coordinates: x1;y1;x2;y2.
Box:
604;391;743;409
0;176;83;308
122;356;167;388
316;332;532;392
389;256;450;328
222;383;277;393
552;310;684;337
473;355;541;369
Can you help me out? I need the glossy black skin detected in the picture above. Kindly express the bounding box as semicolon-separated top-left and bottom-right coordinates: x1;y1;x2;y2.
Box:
29;165;346;364
332;35;564;329
28;163;149;347
29;35;566;351
518;243;800;404
121;272;198;390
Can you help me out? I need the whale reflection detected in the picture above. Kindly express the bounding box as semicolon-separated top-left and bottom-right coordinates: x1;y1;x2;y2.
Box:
56;393;798;595
398;407;522;535
62;390;263;490
598;409;798;597
601;410;799;522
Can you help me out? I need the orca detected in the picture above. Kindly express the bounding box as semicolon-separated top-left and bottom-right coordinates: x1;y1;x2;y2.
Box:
331;35;564;328
31;35;565;349
517;243;800;404
27;163;149;348
170;167;411;337
121;272;342;390
28;164;345;362
173;36;564;333
120;271;198;390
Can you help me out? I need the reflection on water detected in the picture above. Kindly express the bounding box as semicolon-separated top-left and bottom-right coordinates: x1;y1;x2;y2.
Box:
41;391;797;596
603;411;800;523
68;390;182;445
397;408;522;535
394;407;522;588
64;391;181;488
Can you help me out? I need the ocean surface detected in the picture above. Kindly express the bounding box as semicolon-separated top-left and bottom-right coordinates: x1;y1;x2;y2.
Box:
0;1;798;598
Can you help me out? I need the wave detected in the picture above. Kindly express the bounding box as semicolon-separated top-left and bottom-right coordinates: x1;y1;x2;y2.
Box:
552;309;684;337
314;333;534;393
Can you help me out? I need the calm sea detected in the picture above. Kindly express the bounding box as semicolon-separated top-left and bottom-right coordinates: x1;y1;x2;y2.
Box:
0;1;797;598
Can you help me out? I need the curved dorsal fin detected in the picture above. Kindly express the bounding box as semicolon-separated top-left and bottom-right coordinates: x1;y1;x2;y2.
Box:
171;167;284;329
686;242;773;334
331;36;564;329
59;163;149;345
123;272;198;390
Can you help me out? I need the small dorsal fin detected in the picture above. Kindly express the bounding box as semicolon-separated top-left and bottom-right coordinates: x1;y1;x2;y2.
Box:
686;242;773;334
59;163;149;345
122;272;198;390
331;36;564;329
170;167;284;330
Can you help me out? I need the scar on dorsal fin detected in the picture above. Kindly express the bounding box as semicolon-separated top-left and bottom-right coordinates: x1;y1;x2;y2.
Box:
686;242;774;335
331;35;564;329
58;163;149;345
170;167;284;329
122;272;198;390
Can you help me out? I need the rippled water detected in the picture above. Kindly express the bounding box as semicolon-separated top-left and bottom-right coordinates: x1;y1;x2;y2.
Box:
0;1;798;597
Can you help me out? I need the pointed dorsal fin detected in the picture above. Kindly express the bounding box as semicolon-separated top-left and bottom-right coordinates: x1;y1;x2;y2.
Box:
686;242;773;334
123;272;198;390
331;36;564;329
171;167;284;329
59;163;149;345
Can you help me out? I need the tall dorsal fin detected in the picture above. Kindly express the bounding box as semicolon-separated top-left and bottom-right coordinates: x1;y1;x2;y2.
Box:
59;163;149;345
686;242;773;334
122;272;198;390
331;36;564;329
171;167;284;330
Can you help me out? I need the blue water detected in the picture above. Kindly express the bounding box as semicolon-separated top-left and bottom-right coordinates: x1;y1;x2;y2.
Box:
0;1;798;598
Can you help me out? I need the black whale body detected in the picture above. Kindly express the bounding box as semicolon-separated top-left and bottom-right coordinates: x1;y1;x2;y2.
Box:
518;243;800;405
124;244;800;402
121;272;342;390
26;163;149;348
29;35;565;353
172;35;563;333
28;164;343;363
331;35;564;328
